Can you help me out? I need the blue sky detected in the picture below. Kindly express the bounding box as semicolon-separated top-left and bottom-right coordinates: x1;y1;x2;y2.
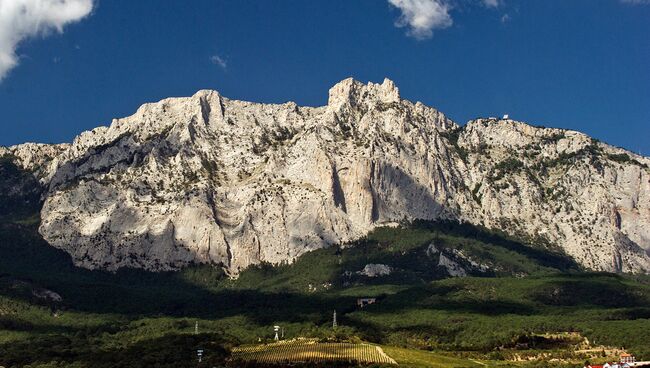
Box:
0;0;649;154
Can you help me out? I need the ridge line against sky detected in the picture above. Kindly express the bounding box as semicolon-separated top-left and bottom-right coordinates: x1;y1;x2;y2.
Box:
0;0;648;155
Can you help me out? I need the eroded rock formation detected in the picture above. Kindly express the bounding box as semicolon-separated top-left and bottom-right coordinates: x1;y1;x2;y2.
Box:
2;78;649;274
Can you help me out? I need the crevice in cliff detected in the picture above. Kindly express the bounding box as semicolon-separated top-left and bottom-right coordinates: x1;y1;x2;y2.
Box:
199;96;212;126
369;161;380;223
331;163;347;213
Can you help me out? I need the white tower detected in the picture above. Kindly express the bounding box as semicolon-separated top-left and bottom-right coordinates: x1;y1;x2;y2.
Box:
274;325;280;341
333;310;338;328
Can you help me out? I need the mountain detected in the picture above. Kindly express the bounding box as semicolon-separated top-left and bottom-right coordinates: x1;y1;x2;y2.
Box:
1;78;649;274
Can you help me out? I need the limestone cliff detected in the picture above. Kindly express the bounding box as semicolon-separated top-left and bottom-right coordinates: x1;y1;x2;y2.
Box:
2;78;649;274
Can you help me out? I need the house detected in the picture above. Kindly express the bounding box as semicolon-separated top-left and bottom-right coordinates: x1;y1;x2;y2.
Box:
621;354;636;364
604;363;624;368
594;358;650;368
357;298;377;308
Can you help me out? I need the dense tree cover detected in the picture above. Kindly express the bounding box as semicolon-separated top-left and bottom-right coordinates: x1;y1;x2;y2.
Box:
0;333;229;368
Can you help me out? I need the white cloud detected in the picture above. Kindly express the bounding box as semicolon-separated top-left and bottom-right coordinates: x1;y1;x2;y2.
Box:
0;0;93;81
388;0;453;40
210;54;227;69
387;0;506;39
500;13;510;23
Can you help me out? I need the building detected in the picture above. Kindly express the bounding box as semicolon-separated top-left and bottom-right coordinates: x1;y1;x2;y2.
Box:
588;356;650;368
357;298;377;308
621;354;636;364
602;362;637;368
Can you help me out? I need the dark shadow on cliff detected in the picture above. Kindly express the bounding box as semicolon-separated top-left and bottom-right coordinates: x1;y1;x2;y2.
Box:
0;156;43;223
370;162;450;223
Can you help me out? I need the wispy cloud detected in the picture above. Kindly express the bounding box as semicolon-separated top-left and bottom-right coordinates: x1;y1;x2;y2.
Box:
500;13;510;23
210;54;227;70
388;0;453;40
0;0;93;81
482;0;501;8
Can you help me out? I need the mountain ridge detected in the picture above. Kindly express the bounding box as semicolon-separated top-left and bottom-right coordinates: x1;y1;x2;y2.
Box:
1;78;649;274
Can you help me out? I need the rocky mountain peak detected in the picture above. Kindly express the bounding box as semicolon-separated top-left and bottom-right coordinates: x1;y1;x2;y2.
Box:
3;79;650;275
328;77;400;110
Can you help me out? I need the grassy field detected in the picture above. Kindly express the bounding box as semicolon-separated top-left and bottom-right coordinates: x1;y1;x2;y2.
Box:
380;346;486;368
231;339;397;365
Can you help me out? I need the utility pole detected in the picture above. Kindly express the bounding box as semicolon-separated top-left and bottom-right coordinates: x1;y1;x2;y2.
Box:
195;321;199;335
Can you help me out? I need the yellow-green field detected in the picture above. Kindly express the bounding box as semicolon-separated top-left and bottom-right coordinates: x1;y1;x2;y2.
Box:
381;346;486;368
231;339;397;365
381;345;604;368
231;341;516;367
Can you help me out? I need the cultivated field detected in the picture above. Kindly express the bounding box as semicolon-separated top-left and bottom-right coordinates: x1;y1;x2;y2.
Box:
231;339;397;365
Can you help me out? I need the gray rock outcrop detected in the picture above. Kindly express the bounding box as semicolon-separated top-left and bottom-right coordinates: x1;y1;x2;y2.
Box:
358;264;393;277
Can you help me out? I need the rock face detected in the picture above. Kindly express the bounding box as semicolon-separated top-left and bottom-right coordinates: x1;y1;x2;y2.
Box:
426;243;490;277
358;264;393;278
2;78;649;274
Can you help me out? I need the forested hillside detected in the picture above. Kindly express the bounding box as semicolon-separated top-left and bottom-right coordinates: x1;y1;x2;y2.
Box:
1;211;649;367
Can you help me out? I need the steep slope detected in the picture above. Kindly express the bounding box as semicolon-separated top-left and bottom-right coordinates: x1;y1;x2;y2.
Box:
1;78;649;274
458;120;650;272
